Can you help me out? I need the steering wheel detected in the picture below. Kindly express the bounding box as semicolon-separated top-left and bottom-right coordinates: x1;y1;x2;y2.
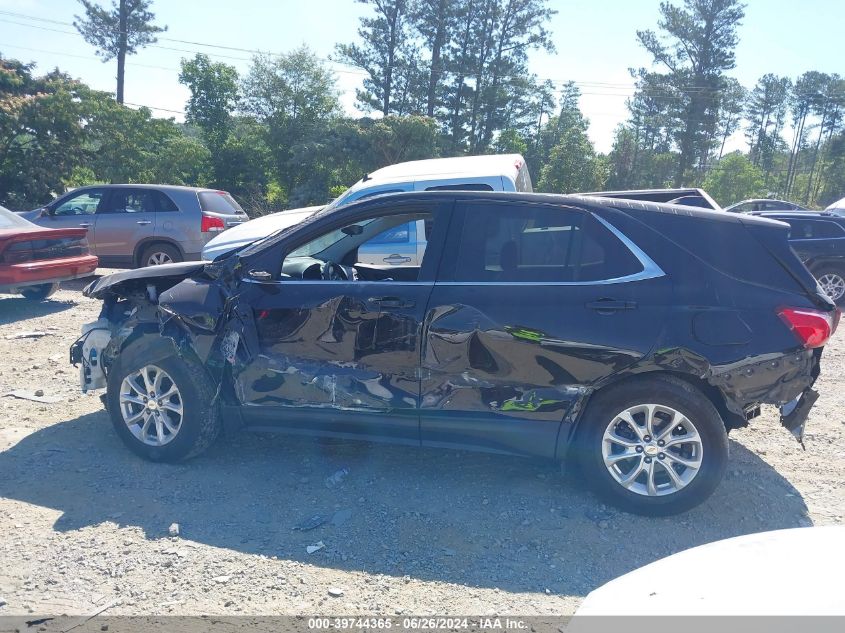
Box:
320;260;349;281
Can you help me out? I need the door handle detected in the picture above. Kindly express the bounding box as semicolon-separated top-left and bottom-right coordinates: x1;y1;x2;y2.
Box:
78;222;92;228
136;220;152;226
368;296;415;309
383;254;412;264
586;299;638;314
248;269;272;281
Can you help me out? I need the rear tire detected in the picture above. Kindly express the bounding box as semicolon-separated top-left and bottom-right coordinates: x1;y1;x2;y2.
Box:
814;264;845;305
576;375;728;516
106;336;220;462
20;282;59;301
140;243;182;268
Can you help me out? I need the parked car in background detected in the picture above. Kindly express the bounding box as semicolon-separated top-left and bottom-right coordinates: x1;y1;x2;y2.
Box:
753;211;845;304
725;198;807;213
21;185;248;268
202;206;323;261
0;204;98;300
75;191;836;515
583;188;722;210
825;196;845;217
202;153;533;261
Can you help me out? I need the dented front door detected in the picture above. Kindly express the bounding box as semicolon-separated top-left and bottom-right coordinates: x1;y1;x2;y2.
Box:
232;280;434;440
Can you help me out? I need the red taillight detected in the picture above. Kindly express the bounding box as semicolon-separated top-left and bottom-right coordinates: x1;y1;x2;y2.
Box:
201;214;226;233
778;307;838;349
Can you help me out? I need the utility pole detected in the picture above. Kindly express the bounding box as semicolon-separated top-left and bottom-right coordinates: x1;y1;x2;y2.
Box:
116;0;127;104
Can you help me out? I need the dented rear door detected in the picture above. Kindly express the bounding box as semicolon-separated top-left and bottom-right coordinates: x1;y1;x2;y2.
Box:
419;200;671;457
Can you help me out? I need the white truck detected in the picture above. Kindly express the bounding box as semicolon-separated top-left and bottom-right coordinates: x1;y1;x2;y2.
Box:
202;154;533;262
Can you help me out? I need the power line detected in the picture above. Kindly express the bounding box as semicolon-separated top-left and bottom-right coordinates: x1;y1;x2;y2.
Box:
0;42;179;71
4;5;845;105
0;11;370;75
0;9;743;94
123;101;185;115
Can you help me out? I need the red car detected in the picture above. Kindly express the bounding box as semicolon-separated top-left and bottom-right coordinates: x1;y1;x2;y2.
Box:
0;204;98;300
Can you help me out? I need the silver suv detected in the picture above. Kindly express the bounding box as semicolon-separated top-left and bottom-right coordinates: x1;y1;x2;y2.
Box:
22;185;248;268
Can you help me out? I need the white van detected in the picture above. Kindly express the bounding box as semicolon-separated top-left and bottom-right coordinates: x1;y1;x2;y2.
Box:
202;154;532;261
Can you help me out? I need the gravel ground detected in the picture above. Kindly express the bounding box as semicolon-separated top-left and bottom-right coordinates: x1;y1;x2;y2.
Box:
0;272;843;617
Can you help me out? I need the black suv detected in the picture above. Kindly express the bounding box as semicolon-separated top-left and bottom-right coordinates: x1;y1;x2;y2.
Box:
73;192;837;515
754;211;845;305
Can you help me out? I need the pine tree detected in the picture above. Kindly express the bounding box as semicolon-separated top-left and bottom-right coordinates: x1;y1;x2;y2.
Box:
74;0;166;104
636;0;745;185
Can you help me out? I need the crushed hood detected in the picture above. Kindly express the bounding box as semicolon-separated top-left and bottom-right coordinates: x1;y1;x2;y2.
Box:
84;262;207;299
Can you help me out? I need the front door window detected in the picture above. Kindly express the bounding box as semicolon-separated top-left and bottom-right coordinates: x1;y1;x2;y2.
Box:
282;211;436;282
53;190;105;216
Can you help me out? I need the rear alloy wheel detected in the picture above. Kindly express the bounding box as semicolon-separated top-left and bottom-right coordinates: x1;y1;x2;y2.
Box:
601;404;703;497
578;376;728;515
816;268;845;304
140;243;182;268
20;282;59;301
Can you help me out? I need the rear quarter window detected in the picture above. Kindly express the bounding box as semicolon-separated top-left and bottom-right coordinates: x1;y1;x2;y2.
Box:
650;214;803;291
516;163;533;192
424;183;494;192
198;191;244;214
786;219;845;239
152;191;179;212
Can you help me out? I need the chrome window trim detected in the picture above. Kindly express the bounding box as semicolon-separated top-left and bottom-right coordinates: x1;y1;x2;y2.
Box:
247;214;665;287
441;213;665;286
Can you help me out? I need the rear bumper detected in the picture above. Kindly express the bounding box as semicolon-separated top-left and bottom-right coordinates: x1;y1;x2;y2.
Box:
0;255;99;290
710;348;820;409
709;347;822;443
780;387;819;443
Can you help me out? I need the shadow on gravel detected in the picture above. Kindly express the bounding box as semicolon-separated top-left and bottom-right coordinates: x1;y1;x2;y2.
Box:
0;296;77;325
0;412;811;597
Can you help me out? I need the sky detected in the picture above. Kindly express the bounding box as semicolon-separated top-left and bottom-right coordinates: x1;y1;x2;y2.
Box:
1;0;843;154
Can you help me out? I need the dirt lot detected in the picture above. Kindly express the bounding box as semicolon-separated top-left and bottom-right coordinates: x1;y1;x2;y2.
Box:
0;272;843;617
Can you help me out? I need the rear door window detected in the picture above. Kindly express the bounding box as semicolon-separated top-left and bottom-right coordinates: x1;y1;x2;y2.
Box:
99;189;154;214
451;202;643;283
366;222;414;244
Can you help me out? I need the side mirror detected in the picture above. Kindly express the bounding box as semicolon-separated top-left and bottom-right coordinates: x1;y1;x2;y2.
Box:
39;207;51;218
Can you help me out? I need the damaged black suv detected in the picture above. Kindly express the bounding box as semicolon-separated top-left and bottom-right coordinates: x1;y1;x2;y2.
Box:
73;192;838;515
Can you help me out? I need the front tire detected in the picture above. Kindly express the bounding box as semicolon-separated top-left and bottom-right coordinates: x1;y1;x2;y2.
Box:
20;282;59;301
576;375;728;516
106;337;220;462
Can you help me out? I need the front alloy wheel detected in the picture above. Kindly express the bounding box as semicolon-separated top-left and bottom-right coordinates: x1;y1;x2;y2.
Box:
119;365;183;446
601;404;703;497
107;337;221;462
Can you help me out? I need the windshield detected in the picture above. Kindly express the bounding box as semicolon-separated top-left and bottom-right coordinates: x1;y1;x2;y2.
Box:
0;205;33;229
